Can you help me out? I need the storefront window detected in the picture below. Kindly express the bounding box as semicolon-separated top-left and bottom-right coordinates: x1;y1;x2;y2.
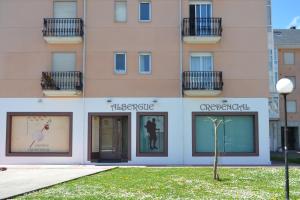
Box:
137;112;168;156
6;113;72;156
193;113;258;156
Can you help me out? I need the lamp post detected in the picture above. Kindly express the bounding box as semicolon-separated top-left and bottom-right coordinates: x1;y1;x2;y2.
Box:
276;78;294;200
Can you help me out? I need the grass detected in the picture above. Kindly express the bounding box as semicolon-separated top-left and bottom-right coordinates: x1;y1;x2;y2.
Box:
17;167;300;200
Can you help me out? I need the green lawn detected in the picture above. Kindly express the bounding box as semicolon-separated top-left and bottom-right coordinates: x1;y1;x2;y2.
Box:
18;167;300;200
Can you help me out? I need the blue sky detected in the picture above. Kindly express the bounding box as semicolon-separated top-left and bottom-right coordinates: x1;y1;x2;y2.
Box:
272;0;300;29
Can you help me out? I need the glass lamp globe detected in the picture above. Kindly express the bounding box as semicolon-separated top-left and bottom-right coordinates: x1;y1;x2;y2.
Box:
276;78;294;94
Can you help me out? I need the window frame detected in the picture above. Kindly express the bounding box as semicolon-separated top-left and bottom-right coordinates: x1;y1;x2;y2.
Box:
53;0;78;18
189;52;214;71
192;112;259;157
283;52;295;65
136;112;168;157
114;0;127;23
139;1;152;22
6;112;73;157
139;52;152;74
114;52;127;74
287;100;297;113
189;1;213;18
52;52;77;71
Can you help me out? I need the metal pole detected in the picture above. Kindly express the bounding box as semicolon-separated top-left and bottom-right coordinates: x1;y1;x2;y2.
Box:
283;94;289;200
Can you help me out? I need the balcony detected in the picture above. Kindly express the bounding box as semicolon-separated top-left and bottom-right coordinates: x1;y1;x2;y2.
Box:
42;18;83;44
183;71;223;97
182;18;222;44
41;71;83;97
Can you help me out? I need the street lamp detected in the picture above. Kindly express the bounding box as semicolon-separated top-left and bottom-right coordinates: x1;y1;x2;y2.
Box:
276;78;294;200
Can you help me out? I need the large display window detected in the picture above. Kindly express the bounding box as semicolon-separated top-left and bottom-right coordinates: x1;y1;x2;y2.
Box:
6;112;72;156
136;112;168;157
192;112;259;156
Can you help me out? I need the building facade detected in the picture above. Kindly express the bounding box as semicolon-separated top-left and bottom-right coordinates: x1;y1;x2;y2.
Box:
270;28;300;152
0;0;270;165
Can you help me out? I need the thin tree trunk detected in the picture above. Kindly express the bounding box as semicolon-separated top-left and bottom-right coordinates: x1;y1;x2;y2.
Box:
213;126;219;180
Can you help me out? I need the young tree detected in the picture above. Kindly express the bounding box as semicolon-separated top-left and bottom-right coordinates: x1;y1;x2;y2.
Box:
207;117;231;181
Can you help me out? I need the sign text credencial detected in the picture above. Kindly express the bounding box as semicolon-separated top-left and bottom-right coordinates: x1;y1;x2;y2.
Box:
200;103;250;112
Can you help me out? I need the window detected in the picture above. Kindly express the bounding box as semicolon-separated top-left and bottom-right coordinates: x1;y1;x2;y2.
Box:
192;113;258;156
54;1;77;18
189;53;214;89
139;1;151;21
136;112;168;157
52;53;76;71
115;0;127;22
189;2;212;35
114;52;126;73
287;101;297;113
283;52;295;65
139;53;152;74
190;53;213;71
6;112;72;156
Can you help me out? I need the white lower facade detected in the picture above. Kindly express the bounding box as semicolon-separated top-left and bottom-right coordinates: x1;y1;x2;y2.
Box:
0;97;270;165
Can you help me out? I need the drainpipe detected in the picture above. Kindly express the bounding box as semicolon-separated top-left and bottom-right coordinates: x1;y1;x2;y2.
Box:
179;0;183;98
82;0;87;164
179;0;185;165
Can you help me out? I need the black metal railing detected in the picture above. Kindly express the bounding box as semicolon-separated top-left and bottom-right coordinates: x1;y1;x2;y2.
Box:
182;18;222;37
183;71;223;90
43;18;84;37
41;71;83;91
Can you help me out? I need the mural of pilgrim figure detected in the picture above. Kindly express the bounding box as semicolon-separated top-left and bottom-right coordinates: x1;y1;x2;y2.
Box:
144;120;152;149
144;118;160;150
29;120;51;149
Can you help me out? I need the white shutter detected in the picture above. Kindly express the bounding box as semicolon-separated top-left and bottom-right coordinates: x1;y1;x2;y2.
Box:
52;53;76;71
54;1;77;18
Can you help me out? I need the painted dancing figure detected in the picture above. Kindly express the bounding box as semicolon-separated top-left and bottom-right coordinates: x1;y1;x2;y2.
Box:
29;120;51;149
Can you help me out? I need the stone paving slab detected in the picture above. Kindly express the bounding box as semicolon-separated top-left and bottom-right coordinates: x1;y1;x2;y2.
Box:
0;165;115;199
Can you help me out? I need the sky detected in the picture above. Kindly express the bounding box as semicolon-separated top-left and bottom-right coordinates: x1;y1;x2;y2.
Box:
272;0;300;29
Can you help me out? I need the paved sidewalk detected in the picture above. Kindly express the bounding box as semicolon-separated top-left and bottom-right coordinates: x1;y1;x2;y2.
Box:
0;165;115;199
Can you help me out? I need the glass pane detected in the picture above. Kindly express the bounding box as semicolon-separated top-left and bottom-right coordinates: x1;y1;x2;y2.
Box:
54;1;77;18
287;101;297;113
224;116;254;152
201;5;207;18
284;52;295;65
115;54;125;71
139;115;164;153
140;55;150;72
195;116;225;153
206;4;211;17
191;55;212;71
195;5;201;18
191;56;201;71
140;3;150;20
101;118;113;151
115;1;127;22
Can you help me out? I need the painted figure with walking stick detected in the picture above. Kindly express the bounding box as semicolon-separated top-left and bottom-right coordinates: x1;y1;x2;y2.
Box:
144;118;160;150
